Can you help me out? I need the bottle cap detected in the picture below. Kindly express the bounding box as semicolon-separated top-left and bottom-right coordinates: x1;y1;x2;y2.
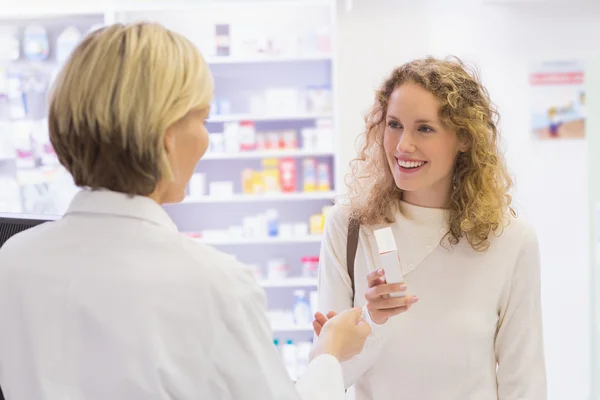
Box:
374;227;397;253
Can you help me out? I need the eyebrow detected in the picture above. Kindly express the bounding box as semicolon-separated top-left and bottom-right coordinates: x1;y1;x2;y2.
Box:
386;114;436;124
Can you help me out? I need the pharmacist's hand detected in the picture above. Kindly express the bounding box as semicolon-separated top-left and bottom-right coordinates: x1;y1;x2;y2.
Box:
365;269;419;325
311;307;371;362
312;311;337;336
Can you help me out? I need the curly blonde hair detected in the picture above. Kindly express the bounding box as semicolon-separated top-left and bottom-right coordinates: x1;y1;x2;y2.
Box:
347;56;514;252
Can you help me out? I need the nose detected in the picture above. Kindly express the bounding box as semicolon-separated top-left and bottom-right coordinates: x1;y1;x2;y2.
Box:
396;131;416;153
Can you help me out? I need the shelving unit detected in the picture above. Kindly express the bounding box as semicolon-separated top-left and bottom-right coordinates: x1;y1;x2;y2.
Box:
0;13;103;215
131;3;337;366
108;6;339;378
0;0;339;378
206;53;332;65
183;191;335;203
207;112;332;123
195;235;322;246
259;278;318;288
272;324;314;333
203;149;334;160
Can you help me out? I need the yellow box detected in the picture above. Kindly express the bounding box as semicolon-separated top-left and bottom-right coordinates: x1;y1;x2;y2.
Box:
310;214;325;235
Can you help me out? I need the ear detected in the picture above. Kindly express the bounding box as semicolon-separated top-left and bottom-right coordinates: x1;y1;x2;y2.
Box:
164;126;176;154
457;135;470;153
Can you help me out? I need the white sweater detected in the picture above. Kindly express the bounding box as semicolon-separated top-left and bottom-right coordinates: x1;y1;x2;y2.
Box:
317;201;547;400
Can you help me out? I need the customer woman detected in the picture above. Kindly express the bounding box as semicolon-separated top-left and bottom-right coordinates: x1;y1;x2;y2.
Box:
315;57;547;399
0;22;370;400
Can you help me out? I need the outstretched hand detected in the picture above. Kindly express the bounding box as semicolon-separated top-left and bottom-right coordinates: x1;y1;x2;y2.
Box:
312;311;337;336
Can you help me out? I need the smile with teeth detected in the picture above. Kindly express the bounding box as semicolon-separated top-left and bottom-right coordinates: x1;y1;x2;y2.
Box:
397;159;426;169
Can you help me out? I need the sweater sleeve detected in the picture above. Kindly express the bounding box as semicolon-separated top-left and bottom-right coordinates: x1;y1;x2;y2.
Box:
495;227;547;399
316;204;391;389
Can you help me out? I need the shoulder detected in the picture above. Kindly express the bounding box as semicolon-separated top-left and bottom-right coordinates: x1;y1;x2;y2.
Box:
1;220;261;303
486;214;539;265
178;239;267;325
324;201;352;233
177;236;262;299
495;214;538;249
0;220;56;258
322;202;355;250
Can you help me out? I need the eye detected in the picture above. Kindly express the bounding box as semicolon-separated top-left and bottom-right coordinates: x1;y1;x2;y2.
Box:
418;125;434;133
387;120;402;129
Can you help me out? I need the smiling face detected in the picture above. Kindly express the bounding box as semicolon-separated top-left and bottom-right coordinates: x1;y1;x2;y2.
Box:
383;82;468;208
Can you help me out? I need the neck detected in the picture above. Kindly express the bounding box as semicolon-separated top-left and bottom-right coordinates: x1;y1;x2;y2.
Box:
401;178;452;209
149;181;185;205
148;193;163;204
149;182;167;205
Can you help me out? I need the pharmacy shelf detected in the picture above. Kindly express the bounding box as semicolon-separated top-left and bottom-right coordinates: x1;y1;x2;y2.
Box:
113;0;333;13
207;112;332;123
195;236;322;246
0;5;107;18
259;278;318;288
202;149;334;160
0;0;333;17
183;191;335;203
272;324;314;333
207;53;332;65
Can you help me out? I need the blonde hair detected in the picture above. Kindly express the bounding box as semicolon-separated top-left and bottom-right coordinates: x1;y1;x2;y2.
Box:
347;57;514;252
49;22;213;196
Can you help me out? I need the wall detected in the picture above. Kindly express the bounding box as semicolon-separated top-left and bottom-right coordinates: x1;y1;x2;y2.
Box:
587;55;600;399
335;0;598;398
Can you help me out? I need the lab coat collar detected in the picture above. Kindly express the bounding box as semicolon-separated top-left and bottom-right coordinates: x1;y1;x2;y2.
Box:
65;189;179;232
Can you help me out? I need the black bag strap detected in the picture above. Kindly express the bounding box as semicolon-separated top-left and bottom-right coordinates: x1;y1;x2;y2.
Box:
346;217;360;303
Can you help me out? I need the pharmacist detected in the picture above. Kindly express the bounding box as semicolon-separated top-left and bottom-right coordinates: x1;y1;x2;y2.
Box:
0;22;371;400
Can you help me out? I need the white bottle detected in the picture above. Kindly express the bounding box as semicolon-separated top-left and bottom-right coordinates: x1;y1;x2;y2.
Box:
373;227;405;298
281;339;297;380
296;341;312;377
292;290;312;325
56;26;82;64
266;208;279;237
23;25;49;61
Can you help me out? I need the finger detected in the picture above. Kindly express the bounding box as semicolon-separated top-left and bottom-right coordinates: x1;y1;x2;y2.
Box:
314;312;328;327
373;283;407;297
366;269;386;287
326;311;337;319
374;306;412;319
367;295;418;310
364;283;407;301
339;307;363;323
356;319;372;337
312;320;323;336
335;307;364;325
349;306;363;320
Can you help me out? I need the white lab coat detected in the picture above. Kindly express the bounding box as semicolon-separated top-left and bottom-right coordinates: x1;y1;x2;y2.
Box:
0;189;344;400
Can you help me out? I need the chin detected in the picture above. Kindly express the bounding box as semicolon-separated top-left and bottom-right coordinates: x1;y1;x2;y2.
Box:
393;178;421;193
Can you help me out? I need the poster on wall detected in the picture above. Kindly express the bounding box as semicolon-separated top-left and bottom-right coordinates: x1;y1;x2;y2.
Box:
530;60;586;140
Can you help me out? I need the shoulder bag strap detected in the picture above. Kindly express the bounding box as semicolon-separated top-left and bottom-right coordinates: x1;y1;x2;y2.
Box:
346;217;360;304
